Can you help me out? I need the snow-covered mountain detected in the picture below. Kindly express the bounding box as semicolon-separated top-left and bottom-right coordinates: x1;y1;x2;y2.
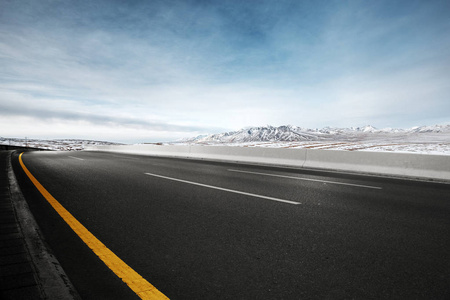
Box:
190;125;320;143
180;124;450;144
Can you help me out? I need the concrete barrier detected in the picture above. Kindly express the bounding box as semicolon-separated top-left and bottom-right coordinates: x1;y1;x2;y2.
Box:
188;146;307;167
85;145;308;167
98;144;192;157
85;145;450;181
303;149;450;181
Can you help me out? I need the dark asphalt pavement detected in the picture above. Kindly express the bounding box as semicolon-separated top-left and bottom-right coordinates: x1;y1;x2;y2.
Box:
11;150;450;299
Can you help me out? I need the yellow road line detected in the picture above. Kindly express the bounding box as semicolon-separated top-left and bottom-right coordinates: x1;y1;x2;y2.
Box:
19;153;168;300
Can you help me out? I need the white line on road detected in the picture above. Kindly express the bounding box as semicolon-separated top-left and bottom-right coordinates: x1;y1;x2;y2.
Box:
228;169;382;190
68;156;84;161
144;172;301;205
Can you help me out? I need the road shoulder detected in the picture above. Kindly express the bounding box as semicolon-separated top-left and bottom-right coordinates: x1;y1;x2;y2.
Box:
5;150;80;299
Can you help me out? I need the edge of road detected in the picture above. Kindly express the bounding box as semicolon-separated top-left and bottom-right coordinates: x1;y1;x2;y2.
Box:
7;150;81;300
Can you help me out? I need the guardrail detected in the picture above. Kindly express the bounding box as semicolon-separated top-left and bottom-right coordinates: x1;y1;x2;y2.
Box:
84;144;450;182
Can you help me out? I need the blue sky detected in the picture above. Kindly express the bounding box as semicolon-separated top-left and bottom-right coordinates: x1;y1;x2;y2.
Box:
1;0;449;142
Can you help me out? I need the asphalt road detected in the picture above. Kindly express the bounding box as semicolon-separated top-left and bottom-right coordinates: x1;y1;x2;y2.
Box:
12;150;450;299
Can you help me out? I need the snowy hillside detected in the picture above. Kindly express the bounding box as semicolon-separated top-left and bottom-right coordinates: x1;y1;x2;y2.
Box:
0;137;122;151
176;125;450;155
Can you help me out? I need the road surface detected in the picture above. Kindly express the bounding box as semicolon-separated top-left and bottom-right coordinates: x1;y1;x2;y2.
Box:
12;150;450;299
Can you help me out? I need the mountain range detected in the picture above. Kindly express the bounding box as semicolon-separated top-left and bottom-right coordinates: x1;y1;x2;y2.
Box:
179;124;450;144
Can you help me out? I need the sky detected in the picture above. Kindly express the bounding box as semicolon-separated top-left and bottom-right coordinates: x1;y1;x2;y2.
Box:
1;0;449;143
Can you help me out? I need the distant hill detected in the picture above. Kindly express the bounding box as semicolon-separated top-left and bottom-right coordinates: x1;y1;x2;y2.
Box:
0;137;122;151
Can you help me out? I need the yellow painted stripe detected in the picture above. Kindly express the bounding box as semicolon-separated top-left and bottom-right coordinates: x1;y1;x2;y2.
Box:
19;153;169;300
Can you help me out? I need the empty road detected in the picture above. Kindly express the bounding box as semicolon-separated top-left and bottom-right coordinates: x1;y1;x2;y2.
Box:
12;150;450;299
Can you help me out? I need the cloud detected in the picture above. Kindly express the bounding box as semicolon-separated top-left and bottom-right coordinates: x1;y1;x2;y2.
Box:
0;90;227;134
1;0;449;142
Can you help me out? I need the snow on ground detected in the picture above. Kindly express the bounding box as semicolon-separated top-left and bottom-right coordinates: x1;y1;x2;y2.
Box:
222;141;450;155
2;137;449;155
171;140;450;156
0;137;121;151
